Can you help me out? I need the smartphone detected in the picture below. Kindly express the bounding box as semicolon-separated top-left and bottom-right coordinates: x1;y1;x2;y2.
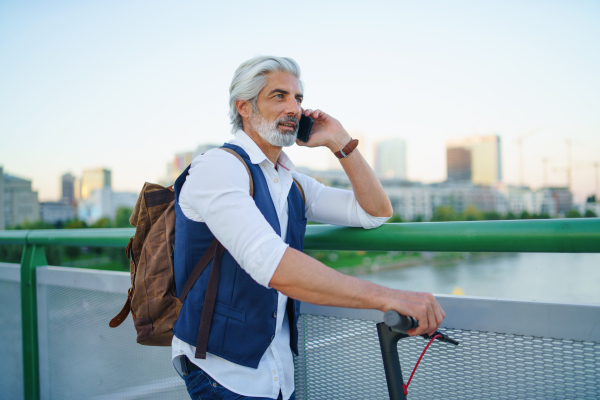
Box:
297;114;313;143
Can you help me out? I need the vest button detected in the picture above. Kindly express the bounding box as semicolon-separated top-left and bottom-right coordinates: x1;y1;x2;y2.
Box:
273;311;277;318
271;335;275;342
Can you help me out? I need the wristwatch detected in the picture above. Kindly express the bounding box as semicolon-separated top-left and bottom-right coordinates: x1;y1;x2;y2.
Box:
334;139;359;159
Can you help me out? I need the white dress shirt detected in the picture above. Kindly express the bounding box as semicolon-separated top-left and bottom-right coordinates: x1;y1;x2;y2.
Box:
172;130;389;400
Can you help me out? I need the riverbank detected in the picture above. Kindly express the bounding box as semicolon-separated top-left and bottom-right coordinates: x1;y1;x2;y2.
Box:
305;250;504;276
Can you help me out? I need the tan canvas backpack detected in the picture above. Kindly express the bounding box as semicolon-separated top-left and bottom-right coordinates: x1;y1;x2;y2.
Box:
109;148;305;354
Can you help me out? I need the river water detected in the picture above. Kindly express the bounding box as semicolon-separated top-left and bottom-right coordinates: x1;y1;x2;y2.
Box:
358;253;600;305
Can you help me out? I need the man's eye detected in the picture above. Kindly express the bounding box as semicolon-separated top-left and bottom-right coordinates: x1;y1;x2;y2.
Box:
296;98;302;104
276;94;284;98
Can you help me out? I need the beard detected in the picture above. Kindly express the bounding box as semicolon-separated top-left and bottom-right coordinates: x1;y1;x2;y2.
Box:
248;107;298;147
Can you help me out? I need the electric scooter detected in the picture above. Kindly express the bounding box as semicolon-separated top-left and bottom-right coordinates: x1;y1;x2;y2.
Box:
377;311;459;400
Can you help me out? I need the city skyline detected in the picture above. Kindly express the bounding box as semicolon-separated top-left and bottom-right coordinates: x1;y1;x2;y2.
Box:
1;0;599;202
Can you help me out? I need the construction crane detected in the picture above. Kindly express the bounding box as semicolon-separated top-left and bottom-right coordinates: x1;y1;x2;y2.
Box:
576;162;600;201
553;139;573;191
514;127;542;186
542;158;552;188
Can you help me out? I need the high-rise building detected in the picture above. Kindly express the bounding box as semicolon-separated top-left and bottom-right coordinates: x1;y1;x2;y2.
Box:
446;148;472;181
2;169;40;227
62;173;76;204
80;168;111;200
375;138;407;180
77;187;138;224
446;135;501;186
0;167;4;230
164;144;220;185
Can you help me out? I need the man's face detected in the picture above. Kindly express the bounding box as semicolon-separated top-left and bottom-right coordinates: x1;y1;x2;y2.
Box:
248;71;303;147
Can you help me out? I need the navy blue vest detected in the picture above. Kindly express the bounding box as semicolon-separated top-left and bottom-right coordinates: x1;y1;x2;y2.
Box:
173;144;307;368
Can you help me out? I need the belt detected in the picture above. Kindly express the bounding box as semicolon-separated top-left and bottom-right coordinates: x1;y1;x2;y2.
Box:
181;355;200;374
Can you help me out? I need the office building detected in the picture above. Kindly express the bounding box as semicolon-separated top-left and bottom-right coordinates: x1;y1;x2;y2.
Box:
446;148;471;181
77;187;138;224
41;200;76;225
2;167;40;228
0;167;4;229
446;135;501;186
80;168;111;200
164;144;220;185
62;173;76;204
375;138;407;180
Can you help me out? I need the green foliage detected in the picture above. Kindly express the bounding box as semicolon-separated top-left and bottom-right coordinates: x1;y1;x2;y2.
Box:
0;245;23;263
505;211;517;220
64;219;88;229
413;214;424;222
388;214;404;223
519;211;532;219
461;205;483;221
483;211;502;220
91;217;112;229
63;218;87;259
114;207;133;228
8;220;54;230
566;209;582;218
584;209;598;218
533;213;550;219
5;220;61;264
431;206;458;222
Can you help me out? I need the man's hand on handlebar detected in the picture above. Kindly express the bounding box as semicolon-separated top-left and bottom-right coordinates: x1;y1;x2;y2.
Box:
382;290;445;336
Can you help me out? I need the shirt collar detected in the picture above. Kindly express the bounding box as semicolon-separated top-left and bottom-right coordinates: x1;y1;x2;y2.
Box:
229;129;296;172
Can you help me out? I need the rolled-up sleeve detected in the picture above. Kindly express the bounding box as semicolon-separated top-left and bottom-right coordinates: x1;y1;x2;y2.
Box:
292;172;390;229
179;149;288;288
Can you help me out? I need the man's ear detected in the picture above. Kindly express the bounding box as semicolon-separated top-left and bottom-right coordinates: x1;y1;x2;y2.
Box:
236;100;252;120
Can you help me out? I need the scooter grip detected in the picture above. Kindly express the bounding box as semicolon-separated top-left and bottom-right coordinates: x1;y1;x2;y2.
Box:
384;310;418;332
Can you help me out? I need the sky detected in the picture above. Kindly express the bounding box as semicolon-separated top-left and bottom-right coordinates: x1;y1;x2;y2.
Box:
1;0;599;203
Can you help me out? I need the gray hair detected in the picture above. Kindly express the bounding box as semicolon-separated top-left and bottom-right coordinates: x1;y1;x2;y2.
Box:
229;56;303;134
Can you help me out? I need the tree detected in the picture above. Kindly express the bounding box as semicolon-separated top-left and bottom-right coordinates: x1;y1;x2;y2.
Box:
566;209;582;218
388;214;403;223
584;209;598;218
65;219;88;229
63;219;88;259
9;220;54;230
6;220;61;265
461;205;483;221
483;211;502;220
532;213;550;219
431;206;458;222
91;217;112;229
519;211;532;219
413;214;424;222
114;207;134;228
505;211;517;220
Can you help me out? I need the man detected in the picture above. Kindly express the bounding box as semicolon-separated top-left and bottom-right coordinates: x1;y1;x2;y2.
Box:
172;56;445;400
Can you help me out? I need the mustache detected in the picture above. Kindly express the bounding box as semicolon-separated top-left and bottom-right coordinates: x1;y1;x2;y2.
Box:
276;115;299;127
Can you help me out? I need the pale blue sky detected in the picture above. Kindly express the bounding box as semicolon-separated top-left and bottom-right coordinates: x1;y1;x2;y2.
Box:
1;0;599;202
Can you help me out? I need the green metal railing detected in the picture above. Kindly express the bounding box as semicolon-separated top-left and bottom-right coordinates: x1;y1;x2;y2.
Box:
1;218;599;400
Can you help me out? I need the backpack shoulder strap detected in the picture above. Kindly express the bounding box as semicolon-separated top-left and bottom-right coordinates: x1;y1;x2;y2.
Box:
219;147;254;197
182;146;256;359
292;178;305;204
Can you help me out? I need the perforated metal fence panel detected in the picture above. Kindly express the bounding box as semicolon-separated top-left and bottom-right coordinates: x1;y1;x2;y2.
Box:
294;313;600;400
0;263;24;400
36;270;188;400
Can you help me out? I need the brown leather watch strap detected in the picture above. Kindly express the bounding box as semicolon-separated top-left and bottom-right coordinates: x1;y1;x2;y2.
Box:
334;138;359;159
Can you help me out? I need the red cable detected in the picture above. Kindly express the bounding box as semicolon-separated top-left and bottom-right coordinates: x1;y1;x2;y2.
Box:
402;334;442;396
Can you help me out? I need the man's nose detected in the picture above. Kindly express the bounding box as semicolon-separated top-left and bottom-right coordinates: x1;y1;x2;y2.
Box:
284;98;301;118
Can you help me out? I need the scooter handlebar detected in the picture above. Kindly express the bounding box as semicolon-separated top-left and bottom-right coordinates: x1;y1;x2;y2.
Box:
383;310;419;332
